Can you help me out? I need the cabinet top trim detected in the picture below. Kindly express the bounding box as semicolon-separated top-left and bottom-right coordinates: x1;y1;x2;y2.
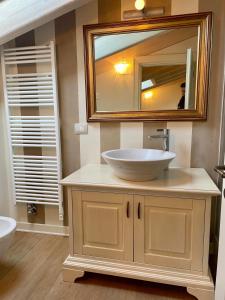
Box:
60;164;220;197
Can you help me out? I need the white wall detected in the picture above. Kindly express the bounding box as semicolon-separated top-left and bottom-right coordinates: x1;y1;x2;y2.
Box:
0;62;10;216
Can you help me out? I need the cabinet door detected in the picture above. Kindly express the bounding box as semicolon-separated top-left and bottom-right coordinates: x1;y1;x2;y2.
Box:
134;195;205;272
72;191;133;261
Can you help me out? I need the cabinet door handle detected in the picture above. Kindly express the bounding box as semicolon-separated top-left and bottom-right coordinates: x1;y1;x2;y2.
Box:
138;202;141;219
126;202;130;218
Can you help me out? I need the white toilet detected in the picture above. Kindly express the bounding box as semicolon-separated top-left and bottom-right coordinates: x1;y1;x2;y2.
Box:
0;217;16;259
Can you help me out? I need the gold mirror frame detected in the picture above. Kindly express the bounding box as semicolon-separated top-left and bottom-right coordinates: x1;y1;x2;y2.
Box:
84;12;212;122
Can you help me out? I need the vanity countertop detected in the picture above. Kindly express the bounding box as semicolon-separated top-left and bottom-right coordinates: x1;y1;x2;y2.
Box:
61;164;220;196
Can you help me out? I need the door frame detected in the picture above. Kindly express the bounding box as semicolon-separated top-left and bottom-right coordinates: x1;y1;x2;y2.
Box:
215;180;225;299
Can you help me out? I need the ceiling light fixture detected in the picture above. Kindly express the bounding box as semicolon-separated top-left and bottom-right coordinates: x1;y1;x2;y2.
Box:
123;1;164;19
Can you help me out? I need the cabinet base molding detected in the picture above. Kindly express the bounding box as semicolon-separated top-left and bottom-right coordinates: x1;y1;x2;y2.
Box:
63;267;85;283
187;287;214;300
63;255;214;298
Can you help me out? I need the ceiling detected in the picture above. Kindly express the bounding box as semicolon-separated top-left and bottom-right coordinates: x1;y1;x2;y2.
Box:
0;0;92;45
95;28;198;75
142;65;186;90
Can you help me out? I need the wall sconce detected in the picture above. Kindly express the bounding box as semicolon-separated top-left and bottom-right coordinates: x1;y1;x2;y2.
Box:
144;91;153;99
135;0;145;11
123;1;164;19
114;61;130;75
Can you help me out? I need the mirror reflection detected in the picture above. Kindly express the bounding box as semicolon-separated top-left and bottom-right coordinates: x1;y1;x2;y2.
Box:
94;27;199;112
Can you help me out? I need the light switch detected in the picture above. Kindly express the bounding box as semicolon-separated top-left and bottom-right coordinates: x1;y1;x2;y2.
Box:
74;123;88;135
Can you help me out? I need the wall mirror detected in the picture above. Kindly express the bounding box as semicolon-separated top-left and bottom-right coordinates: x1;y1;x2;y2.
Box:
84;12;212;122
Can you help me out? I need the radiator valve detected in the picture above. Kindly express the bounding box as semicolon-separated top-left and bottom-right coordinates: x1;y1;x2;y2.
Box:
27;203;37;215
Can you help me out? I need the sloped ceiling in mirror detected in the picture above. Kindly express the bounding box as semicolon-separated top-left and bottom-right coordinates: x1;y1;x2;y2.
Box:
95;31;162;60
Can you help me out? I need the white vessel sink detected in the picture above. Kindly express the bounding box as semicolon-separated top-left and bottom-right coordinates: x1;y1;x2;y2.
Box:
102;149;176;181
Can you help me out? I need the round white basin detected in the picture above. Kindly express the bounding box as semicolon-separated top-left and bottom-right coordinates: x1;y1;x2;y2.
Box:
102;149;176;181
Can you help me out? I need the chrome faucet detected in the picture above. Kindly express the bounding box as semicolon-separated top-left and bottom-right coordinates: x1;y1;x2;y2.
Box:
148;129;170;151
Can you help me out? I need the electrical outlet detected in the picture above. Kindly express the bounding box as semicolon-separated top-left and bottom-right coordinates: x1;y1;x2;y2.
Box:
74;123;88;135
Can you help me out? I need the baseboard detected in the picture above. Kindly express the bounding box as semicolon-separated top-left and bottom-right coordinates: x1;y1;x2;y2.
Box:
16;221;69;236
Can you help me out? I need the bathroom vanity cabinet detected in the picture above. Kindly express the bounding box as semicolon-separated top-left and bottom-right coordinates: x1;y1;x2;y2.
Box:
61;164;220;300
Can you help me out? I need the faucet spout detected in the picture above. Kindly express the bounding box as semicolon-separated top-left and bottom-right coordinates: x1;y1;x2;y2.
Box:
148;129;170;151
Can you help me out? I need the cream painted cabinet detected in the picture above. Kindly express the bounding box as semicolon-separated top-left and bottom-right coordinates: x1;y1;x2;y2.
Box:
61;164;220;300
134;195;205;271
72;191;205;272
72;191;133;261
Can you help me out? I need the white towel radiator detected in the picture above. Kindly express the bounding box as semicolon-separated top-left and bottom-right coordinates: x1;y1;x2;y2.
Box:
1;41;63;220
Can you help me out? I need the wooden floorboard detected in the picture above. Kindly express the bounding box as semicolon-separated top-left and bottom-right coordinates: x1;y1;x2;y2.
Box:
0;232;196;300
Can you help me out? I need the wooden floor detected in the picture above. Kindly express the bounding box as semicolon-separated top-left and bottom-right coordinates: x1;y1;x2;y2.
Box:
0;232;196;300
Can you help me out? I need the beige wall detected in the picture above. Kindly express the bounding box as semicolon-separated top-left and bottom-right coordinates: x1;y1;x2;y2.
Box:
96;68;135;111
191;0;225;180
141;78;184;110
198;0;225;277
80;0;195;171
